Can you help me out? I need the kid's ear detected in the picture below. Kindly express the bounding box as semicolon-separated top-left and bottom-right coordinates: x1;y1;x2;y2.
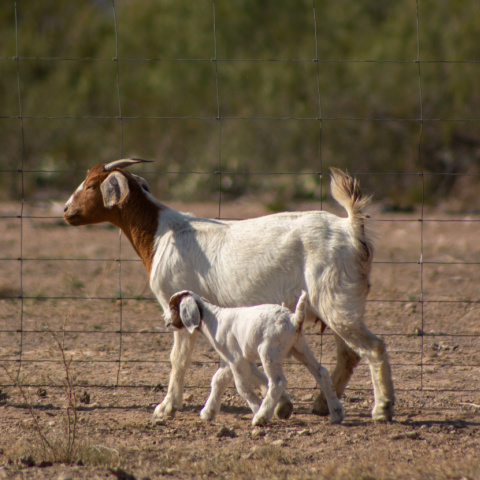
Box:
179;294;201;333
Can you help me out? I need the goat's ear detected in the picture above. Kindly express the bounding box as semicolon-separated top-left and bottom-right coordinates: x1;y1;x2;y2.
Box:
100;172;130;208
179;295;201;334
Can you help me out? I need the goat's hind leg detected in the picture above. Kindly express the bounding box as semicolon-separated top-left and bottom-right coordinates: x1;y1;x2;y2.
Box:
327;324;395;422
292;336;344;424
252;348;288;426
361;331;395;422
152;328;199;420
249;363;293;420
312;333;360;417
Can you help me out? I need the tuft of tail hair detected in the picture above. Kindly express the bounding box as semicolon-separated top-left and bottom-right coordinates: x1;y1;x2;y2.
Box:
293;291;308;332
329;167;373;261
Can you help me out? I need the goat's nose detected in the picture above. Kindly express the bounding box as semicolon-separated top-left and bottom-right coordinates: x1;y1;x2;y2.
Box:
64;205;68;213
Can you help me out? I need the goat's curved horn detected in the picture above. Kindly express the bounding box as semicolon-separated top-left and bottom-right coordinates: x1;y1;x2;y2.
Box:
104;158;153;171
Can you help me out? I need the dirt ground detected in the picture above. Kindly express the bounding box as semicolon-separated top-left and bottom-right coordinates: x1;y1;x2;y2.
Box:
0;198;480;479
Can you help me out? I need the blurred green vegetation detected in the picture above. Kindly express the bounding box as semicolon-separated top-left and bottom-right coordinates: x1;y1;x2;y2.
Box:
1;0;479;208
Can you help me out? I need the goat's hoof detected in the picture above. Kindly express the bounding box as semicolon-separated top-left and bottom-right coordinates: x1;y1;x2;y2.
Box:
200;408;216;422
275;399;293;420
329;406;345;424
312;395;329;416
372;402;394;423
151;402;177;421
252;414;268;426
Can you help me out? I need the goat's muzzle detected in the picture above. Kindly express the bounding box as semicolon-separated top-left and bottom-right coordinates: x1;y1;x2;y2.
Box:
63;209;82;226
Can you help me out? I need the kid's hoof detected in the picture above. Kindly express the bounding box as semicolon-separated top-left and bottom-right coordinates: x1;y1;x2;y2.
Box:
200;408;216;422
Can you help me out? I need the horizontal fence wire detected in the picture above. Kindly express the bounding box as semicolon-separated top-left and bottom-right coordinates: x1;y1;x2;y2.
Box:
0;0;479;407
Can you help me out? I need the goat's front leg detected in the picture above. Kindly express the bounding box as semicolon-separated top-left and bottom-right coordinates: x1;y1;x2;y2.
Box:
231;360;262;417
152;328;199;420
200;360;233;421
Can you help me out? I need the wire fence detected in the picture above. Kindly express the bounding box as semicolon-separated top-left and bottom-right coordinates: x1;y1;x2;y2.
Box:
1;0;479;406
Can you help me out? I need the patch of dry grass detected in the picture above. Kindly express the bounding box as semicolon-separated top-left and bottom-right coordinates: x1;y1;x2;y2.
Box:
106;446;480;480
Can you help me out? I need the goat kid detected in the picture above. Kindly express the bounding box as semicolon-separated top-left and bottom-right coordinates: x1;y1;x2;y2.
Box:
167;290;344;426
64;159;395;422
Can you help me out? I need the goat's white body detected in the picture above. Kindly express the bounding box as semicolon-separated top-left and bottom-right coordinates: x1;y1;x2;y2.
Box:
169;291;344;425
151;208;355;317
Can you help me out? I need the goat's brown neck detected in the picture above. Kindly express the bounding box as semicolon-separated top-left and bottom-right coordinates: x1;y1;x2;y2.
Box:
113;196;160;274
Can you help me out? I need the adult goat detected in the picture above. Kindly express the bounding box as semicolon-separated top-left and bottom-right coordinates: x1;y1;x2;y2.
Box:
64;158;395;422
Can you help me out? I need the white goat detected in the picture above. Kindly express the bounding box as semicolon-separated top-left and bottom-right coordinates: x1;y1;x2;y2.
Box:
64;158;395;422
167;290;344;426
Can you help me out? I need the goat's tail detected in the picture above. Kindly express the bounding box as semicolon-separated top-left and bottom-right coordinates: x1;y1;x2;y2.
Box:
329;167;373;260
292;291;308;332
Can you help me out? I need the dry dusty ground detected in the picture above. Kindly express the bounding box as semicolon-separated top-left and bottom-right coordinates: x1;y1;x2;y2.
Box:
0;198;480;480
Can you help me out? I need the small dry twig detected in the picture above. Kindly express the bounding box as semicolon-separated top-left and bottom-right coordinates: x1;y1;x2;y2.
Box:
0;365;54;457
1;315;81;464
47;316;78;460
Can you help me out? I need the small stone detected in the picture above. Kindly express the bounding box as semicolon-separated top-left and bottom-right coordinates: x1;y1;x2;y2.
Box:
108;467;138;480
57;475;74;480
36;388;47;398
152;418;166;426
348;396;365;404
216;426;236;438
300;393;315;402
20;455;35;467
390;431;420;440
79;391;90;404
251;428;266;438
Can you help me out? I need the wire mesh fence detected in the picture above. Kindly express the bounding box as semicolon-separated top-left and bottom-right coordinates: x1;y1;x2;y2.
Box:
1;0;479;407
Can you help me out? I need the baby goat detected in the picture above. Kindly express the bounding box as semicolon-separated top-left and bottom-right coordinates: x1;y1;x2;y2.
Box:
64;159;395;423
167;290;344;426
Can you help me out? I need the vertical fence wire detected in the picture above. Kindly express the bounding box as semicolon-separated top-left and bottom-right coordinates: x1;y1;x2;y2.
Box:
111;0;125;388
212;0;223;220
415;0;425;391
13;0;25;384
311;0;324;362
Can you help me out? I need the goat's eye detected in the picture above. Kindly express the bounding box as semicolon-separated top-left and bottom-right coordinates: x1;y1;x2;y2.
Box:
86;184;95;190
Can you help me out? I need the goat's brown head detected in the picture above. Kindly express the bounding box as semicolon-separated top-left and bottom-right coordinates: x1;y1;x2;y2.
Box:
63;158;152;227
